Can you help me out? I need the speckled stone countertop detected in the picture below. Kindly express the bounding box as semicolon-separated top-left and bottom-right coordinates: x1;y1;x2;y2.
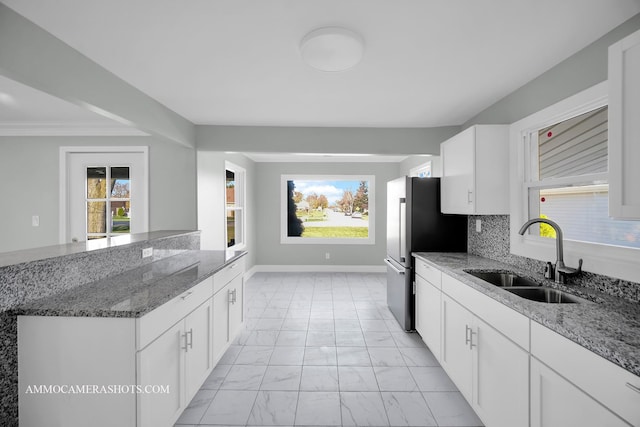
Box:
413;252;640;377
11;250;247;318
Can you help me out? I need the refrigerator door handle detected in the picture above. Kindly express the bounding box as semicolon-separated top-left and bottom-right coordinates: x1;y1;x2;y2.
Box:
399;198;406;262
384;258;405;275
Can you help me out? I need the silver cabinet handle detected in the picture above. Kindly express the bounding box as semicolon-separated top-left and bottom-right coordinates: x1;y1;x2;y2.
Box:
467;190;473;204
229;263;238;270
182;332;189;351
422;263;430;270
187;328;193;350
228;289;237;304
465;325;477;349
626;382;640;393
180;291;193;300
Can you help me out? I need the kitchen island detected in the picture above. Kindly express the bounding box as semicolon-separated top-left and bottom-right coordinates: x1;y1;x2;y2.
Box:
16;248;246;427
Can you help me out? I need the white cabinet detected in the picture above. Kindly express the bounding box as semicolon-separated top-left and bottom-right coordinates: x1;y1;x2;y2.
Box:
440;273;529;427
138;321;185;427
531;321;640;426
414;259;442;360
440;294;474;400
138;298;212;427
212;283;231;362
440;125;509;214
609;28;640;219
530;358;628;427
212;258;245;364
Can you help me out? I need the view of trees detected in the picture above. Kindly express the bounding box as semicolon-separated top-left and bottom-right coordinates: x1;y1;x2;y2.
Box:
286;178;370;239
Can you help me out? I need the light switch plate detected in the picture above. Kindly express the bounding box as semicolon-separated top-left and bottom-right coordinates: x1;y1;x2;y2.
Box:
32;215;39;227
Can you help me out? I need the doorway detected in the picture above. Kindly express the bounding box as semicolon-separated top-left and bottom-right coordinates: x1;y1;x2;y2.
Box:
60;147;149;244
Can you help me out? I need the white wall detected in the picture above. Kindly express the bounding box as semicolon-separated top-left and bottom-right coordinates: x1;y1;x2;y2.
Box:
0;136;197;253
253;161;400;267
399;155;442;177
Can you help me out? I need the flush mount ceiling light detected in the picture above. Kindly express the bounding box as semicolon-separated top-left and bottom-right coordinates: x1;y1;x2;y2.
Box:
300;27;364;72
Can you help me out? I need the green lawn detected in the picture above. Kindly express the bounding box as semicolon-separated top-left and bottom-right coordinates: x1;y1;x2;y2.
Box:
301;227;369;238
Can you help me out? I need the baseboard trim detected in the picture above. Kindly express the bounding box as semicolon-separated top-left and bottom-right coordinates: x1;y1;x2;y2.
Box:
246;264;386;278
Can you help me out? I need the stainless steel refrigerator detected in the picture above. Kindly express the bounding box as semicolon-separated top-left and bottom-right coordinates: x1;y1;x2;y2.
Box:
385;177;467;331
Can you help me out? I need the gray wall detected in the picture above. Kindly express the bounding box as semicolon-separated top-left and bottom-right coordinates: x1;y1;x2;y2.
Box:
464;12;640;127
196;149;257;270
254;162;400;267
399;155;442;177
0;136;197;253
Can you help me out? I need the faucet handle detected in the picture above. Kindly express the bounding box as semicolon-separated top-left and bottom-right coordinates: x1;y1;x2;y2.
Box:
576;258;583;274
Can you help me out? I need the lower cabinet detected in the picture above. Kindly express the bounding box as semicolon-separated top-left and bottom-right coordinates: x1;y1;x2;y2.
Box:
440;293;529;427
530;358;628;427
138;321;186;427
212;282;231;362
138;299;213;427
415;275;441;359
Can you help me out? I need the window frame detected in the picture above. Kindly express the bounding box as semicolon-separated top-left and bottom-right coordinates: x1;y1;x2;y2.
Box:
225;161;246;252
280;174;375;245
509;81;640;283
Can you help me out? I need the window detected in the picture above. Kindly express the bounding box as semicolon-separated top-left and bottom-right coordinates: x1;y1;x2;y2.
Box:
511;81;640;282
225;162;245;250
281;175;375;244
409;161;432;178
86;166;131;240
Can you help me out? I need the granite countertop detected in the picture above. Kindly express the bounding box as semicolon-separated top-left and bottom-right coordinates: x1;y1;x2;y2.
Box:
12;250;247;318
0;230;199;268
413;252;640;377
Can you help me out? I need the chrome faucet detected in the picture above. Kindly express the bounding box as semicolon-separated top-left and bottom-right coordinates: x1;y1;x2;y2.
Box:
518;218;582;284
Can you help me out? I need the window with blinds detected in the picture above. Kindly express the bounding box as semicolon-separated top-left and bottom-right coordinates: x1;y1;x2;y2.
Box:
526;105;640;249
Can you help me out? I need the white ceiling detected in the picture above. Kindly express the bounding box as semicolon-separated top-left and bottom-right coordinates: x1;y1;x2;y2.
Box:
2;0;640;128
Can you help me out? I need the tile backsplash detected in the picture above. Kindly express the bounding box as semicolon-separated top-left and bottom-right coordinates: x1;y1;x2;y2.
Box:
468;215;640;304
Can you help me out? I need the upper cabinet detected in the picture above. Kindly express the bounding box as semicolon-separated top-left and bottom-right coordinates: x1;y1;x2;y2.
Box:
440;125;509;215
609;28;640;219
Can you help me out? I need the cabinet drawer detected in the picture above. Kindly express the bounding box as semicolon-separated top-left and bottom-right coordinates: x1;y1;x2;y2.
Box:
137;276;213;350
213;257;245;294
415;258;442;288
531;321;640;426
441;273;529;350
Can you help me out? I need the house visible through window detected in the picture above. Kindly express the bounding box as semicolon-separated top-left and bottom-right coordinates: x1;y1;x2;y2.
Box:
225;162;245;250
281;175;375;245
524;105;640;249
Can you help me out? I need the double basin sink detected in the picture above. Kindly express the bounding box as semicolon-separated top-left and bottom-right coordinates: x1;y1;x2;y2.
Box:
464;270;582;304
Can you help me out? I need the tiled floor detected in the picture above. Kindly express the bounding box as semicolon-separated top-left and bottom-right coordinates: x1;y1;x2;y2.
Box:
174;272;483;427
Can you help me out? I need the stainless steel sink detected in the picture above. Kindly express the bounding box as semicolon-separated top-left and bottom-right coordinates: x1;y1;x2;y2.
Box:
464;270;540;287
505;287;581;304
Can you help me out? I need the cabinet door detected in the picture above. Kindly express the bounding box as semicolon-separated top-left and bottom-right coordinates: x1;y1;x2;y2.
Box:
212;284;231;363
138;321;185;427
440;294;473;400
441;127;475;214
228;274;244;342
609;28;640;219
184;299;213;402
415;275;441;360
473;318;528;427
530;358;628;427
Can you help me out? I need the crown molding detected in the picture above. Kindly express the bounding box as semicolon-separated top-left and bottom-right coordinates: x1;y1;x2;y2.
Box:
0;122;150;136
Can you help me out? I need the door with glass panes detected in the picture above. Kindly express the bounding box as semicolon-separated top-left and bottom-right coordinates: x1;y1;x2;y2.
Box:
66;151;148;243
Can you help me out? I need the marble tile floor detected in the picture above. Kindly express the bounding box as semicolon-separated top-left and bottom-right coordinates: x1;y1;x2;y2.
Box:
174;272;483;427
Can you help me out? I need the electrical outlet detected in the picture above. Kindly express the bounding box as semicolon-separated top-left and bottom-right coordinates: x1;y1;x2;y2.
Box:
476;219;482;233
142;247;153;258
325;252;330;260
142;271;153;281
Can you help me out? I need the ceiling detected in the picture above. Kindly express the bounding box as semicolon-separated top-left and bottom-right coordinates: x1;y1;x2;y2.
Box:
1;0;640;129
